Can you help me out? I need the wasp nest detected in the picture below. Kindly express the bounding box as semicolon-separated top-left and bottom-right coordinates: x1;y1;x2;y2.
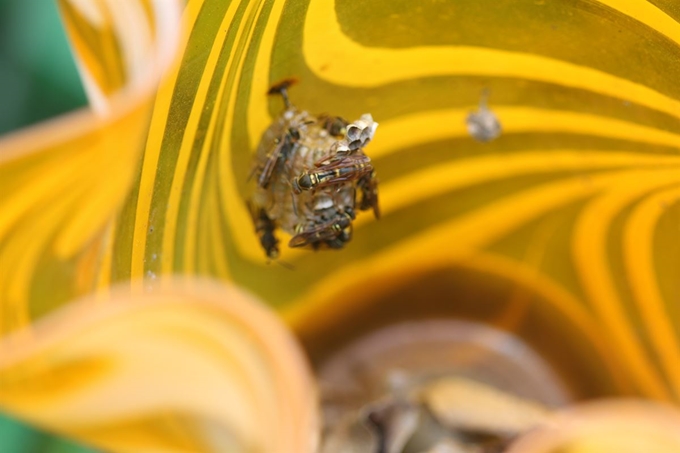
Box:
248;80;379;259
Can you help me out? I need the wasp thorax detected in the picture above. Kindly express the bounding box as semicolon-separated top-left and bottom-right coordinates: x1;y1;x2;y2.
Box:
292;173;314;194
248;82;380;258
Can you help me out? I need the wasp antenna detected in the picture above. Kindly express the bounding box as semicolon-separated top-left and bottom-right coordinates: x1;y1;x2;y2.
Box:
267;78;298;109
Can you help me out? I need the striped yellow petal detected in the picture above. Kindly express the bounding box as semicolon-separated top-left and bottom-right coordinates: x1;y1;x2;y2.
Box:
1;0;679;450
0;0;182;333
0;278;318;453
107;0;678;401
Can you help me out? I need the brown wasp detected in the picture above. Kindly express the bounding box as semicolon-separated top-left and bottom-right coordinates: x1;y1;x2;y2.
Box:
289;208;355;249
255;127;299;189
251;79;309;189
291;153;374;194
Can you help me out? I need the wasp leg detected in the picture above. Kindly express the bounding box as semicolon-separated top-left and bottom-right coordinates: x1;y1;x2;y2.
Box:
358;170;380;219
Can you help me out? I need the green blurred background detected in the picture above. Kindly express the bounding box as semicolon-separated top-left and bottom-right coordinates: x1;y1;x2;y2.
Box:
0;0;86;134
0;0;94;451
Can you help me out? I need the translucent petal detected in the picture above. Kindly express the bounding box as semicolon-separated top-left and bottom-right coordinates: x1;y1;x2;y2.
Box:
0;279;318;453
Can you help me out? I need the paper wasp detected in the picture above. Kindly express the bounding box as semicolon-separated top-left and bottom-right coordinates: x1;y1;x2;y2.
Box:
252;80;306;189
291;153;374;194
289;208;355;249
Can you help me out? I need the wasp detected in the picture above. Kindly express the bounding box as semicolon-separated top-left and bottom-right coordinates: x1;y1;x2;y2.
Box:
255;127;299;189
291;153;374;194
252;80;309;189
289;208;355;249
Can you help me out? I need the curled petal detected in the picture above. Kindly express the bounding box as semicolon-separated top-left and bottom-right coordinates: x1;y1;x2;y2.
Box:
0;279;319;453
506;399;680;453
0;0;183;333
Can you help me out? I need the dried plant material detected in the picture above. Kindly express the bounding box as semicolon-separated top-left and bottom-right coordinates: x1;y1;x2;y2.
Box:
317;321;569;453
465;90;501;142
321;373;551;453
320;413;376;453
421;377;552;436
505;400;680;453
420;438;478;453
316;320;569;417
405;405;467;453
364;399;421;453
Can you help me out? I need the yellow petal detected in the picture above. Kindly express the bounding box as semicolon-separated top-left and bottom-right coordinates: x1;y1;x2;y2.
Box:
0;0;182;333
506;399;680;453
85;0;680;401
1;3;680;451
0;278;318;453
